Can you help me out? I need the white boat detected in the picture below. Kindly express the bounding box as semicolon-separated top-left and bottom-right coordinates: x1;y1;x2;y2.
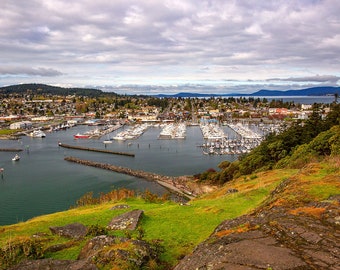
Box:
12;154;20;161
29;130;46;138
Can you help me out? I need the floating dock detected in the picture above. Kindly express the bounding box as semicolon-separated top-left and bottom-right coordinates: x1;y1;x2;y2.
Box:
0;148;23;152
58;143;135;157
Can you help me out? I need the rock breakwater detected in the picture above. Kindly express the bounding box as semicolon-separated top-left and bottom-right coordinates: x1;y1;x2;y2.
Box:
64;156;196;200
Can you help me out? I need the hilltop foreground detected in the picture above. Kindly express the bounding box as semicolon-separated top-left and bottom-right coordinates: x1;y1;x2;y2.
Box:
0;156;338;270
175;158;340;270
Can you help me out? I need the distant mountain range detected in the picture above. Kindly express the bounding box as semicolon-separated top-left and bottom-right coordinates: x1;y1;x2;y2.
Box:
154;86;340;98
0;84;339;98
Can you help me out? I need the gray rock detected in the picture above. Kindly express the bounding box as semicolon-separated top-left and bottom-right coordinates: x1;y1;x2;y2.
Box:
107;209;143;230
8;258;98;270
175;200;340;270
110;204;130;210
49;222;87;239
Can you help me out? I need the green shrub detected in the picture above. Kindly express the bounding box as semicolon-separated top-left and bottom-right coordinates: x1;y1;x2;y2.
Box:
0;238;44;269
86;224;108;236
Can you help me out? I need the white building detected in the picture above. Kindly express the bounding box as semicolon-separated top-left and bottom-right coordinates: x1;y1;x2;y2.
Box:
10;121;32;130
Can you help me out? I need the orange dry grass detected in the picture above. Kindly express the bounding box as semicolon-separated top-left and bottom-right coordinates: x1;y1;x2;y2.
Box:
290;207;326;218
109;241;132;250
215;222;257;238
268;159;340;210
270;198;287;208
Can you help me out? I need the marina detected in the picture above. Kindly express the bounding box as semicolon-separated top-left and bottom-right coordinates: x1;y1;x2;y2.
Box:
0;121;275;225
197;121;283;155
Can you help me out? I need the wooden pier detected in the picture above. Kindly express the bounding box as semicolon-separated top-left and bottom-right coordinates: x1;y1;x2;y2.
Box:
58;143;135;157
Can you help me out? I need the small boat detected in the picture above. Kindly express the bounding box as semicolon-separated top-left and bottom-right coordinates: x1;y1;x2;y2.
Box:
12;154;20;161
103;140;112;144
74;133;90;139
29;130;46;138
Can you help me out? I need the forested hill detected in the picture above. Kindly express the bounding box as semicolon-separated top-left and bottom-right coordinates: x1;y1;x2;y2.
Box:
0;83;113;97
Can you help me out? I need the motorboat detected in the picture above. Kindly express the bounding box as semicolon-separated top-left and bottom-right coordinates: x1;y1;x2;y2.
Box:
74;133;90;139
29;130;46;138
12;154;20;161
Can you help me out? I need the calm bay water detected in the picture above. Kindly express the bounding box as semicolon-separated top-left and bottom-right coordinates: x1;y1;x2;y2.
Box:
258;96;335;104
0;125;236;225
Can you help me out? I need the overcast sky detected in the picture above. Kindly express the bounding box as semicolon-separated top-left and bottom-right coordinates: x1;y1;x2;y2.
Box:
1;0;340;94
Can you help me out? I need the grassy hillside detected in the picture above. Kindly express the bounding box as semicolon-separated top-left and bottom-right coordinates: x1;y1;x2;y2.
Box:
0;168;296;269
1;157;338;269
174;157;340;270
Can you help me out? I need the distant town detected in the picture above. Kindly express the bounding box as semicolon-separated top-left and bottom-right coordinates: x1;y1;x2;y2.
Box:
0;85;335;132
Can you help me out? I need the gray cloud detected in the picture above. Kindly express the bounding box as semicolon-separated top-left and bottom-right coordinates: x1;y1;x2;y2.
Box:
1;0;340;93
0;67;63;77
267;75;340;84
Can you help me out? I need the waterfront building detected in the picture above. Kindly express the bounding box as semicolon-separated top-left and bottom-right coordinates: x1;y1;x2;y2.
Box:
9;121;32;129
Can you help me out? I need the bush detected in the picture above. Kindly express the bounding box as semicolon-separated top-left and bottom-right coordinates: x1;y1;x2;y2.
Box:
142;190;170;203
0;237;44;269
87;224;108;236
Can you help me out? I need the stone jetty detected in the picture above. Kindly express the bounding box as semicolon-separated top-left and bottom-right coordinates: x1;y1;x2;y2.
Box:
58;142;135;157
64;156;196;200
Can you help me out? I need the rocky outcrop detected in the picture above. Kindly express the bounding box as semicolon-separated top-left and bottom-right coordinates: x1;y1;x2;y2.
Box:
9;225;158;270
78;235;158;269
49;223;88;240
174;197;340;270
107;209;143;230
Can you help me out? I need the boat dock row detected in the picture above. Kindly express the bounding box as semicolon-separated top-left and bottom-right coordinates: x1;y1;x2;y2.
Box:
227;123;262;139
74;124;122;139
199;137;263;155
0;148;23;152
159;123;186;139
112;123;149;141
200;123;226;140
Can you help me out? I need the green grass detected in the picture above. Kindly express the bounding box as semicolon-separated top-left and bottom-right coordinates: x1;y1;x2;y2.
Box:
0;168;303;268
0;129;19;135
308;184;340;201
